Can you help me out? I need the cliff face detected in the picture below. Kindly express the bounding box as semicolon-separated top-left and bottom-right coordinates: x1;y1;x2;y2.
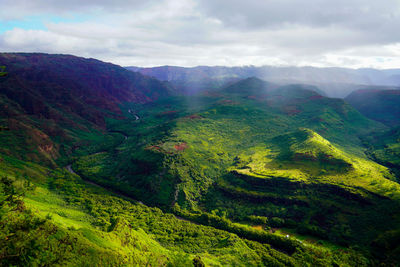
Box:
0;53;170;128
0;53;171;164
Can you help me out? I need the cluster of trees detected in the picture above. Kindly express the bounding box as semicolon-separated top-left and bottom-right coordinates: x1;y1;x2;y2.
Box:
0;66;7;77
49;170;302;265
173;204;301;254
47;168;372;266
0;177;124;266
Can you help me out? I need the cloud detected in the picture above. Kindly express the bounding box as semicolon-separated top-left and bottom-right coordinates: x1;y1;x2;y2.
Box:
198;0;400;30
0;0;161;20
0;0;399;68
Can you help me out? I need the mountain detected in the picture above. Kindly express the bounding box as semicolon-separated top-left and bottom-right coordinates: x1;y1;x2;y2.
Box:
2;54;400;266
0;53;170;127
345;88;400;178
127;65;400;98
345;89;400;127
70;76;400;263
0;53;170;165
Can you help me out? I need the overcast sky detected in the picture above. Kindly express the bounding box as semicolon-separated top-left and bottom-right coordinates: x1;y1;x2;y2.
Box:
0;0;399;68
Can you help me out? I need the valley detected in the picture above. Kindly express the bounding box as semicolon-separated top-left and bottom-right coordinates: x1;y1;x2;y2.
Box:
1;53;400;266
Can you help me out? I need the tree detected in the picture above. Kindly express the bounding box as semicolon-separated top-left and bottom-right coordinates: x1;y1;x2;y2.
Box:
193;256;205;267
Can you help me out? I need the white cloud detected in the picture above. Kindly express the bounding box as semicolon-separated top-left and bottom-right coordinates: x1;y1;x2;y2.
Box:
0;0;399;68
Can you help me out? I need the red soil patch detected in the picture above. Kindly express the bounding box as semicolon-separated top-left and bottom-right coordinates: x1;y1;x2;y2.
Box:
146;145;161;151
248;94;268;100
174;142;188;151
252;225;263;231
218;99;239;105
185;114;203;120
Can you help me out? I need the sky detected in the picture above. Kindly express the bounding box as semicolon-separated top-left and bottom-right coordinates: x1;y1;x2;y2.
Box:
0;0;400;68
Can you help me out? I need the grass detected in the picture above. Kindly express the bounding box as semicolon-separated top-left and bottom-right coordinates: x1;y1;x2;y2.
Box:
68;86;400;260
231;128;400;199
2;79;400;265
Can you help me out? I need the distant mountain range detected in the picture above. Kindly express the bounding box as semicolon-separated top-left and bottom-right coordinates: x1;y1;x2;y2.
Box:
127;65;400;98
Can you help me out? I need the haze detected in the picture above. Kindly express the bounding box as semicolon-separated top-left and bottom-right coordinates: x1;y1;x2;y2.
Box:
1;0;400;68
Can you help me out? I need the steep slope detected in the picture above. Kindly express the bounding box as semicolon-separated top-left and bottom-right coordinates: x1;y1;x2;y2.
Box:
362;126;400;177
0;71;370;265
0;53;170;127
68;77;400;264
2;157;309;266
345;89;400;127
0;53;170;165
71;77;389;206
3;56;400;265
233;128;396;196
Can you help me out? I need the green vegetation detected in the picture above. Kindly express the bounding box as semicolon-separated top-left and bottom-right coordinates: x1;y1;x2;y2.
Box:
346;89;400;127
2;72;400;265
0;66;6;77
0;152;371;266
64;80;400;265
362;126;400;178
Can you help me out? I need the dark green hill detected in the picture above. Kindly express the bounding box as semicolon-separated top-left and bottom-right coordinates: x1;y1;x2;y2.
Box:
345;89;400;127
362;126;400;178
222;76;276;95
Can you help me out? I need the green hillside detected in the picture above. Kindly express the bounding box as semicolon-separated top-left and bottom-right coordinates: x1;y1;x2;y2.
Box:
345;89;400;127
67;78;400;264
362;126;400;177
0;144;369;266
2;57;400;266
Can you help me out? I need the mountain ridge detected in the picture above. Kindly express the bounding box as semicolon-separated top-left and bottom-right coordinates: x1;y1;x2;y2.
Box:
0;53;171;165
127;65;400;98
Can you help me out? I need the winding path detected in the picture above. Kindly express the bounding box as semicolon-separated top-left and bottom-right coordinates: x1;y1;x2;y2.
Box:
128;109;140;121
64;114;142;205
